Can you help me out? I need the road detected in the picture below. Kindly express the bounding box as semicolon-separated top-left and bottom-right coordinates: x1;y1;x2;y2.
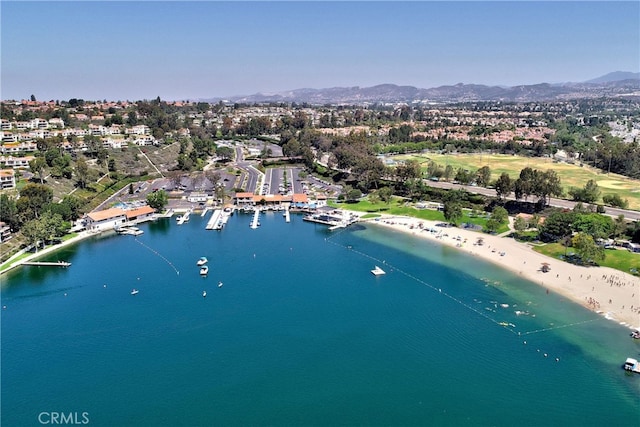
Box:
427;180;640;221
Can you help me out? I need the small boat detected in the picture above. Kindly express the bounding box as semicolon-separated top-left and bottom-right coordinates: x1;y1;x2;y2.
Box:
200;265;209;276
131;289;139;295
197;257;208;266
631;330;640;339
202;291;207;298
371;266;386;276
623;357;640;373
218;281;223;288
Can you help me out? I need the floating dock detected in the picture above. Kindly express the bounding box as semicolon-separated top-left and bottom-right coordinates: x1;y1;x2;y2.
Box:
23;261;71;267
250;209;260;229
206;209;223;230
284;209;291;223
176;211;191;225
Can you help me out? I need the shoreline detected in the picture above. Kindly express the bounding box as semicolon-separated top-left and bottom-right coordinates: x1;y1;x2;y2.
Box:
362;214;640;330
3;212;640;331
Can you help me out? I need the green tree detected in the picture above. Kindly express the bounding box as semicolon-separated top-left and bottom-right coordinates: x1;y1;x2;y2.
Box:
378;187;393;204
443;164;454;181
513;216;528;234
0;194;18;230
568;179;600;203
539;210;575;242
571;232;605;265
146;190;168;211
602;194;628;209
475;165;491;187
443;201;463;225
490;206;508;225
75;156;90;189
21;219;45;251
29;157;47;184
17;183;53;220
573;213;613;240
494;172;514;200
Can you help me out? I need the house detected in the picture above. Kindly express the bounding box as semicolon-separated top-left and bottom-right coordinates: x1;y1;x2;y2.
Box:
84;208;128;232
0;221;12;242
0;169;16;189
0;155;35;169
125;205;156;222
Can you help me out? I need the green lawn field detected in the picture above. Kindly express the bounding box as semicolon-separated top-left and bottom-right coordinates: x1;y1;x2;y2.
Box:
393;153;640;210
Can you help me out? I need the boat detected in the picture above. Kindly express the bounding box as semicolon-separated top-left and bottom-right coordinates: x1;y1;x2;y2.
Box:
623;357;640;373
202;290;207;298
131;289;139;295
371;266;386;276
200;265;209;276
197;257;208;266
630;330;640;339
218;281;223;288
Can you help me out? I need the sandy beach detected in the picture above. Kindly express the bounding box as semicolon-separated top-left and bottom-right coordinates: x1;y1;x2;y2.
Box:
364;214;640;330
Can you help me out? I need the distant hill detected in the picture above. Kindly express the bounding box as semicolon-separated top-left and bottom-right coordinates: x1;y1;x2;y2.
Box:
585;71;640;84
203;72;640;104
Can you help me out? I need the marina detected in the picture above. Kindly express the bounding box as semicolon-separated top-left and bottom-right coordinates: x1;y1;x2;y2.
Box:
3;213;639;426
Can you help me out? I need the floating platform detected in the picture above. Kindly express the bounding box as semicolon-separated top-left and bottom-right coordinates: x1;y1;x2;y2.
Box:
23;261;71;267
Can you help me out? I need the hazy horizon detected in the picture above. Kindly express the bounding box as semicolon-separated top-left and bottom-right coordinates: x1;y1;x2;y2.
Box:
2;1;639;101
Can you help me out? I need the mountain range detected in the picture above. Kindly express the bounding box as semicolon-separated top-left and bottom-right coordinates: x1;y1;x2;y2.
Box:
205;72;640;104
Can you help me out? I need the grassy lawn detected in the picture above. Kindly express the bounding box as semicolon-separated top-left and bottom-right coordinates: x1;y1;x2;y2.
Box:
533;242;640;276
330;198;509;234
393;153;640;210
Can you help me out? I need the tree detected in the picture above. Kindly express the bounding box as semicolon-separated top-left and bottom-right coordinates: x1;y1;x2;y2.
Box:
21;219;45;251
534;169;563;206
568;179;600;203
490;206;509;226
539;210;575;242
0;194;18;230
494;172;514;200
513;216;528;234
602;194;628;209
475;165;491;187
17;183;53;220
443;201;463;225
573;213;613;240
29;157;47;184
571;232;605;265
146;190;168;211
30;94;36;102
75;156;90;189
378;187;393;204
443;164;454;181
345;187;362;202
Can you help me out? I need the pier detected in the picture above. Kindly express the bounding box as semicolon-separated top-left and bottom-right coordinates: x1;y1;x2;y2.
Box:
284;209;290;223
250;209;260;229
176;210;191;225
23;261;71;267
206;209;223;230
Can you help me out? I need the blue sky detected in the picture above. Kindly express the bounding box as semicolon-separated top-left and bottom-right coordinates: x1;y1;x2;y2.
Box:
2;1;639;101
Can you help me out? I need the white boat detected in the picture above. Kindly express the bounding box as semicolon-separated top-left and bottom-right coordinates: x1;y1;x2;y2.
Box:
623;357;640;373
200;265;209;276
371;266;386;276
218;281;223;288
202;290;207;298
197;257;208;266
131;289;139;295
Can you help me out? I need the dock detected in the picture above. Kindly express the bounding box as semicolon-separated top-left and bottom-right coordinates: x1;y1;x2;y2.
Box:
250;209;260;229
284;209;290;223
200;207;211;217
206;209;223;230
23;261;71;267
176;210;191;225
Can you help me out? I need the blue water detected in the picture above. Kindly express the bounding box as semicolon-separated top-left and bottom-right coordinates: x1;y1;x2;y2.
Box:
2;212;639;426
